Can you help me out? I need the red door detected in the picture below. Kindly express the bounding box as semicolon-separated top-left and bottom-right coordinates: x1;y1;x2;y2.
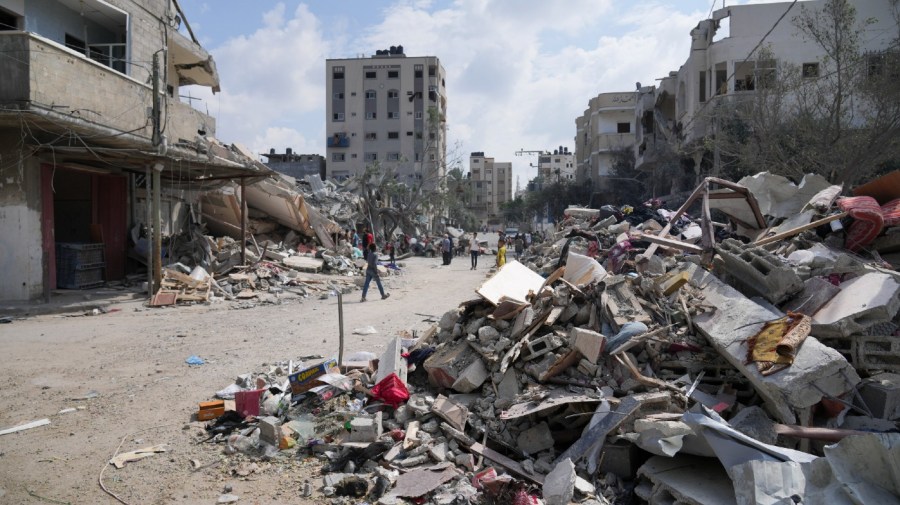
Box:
95;175;127;280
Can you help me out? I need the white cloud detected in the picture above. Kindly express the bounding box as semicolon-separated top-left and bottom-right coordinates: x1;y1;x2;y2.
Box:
194;1;724;182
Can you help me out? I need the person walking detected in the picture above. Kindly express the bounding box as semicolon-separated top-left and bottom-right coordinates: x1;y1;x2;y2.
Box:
388;239;396;266
496;238;507;268
361;243;390;302
441;234;452;265
468;232;479;270
514;234;524;260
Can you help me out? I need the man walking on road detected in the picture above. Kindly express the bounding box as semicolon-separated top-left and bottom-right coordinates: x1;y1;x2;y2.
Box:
441;234;452;265
468;232;479;270
361;243;390;302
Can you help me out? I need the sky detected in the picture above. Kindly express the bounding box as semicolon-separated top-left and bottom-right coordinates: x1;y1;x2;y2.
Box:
176;0;791;187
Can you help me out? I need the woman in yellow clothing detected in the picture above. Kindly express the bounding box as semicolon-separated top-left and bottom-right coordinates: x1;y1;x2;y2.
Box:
496;238;507;267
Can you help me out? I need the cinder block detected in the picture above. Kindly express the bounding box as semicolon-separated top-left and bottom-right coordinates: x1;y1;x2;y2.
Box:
716;239;803;304
852;334;900;373
258;416;282;446
451;357;489;393
599;439;648;479
349;411;383;442
855;373;900;420
522;333;564;361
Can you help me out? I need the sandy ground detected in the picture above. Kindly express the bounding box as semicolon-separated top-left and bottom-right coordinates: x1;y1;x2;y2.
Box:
0;254;494;505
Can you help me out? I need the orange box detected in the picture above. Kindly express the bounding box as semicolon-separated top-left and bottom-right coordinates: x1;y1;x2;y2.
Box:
197;400;225;421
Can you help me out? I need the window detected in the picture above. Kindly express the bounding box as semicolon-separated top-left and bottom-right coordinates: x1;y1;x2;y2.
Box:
366;90;376;99
802;62;820;78
430;154;436;161
332;153;345;162
755;60;776;89
387;153;401;161
617;122;631;134
388;131;399;139
429;65;436;76
333;112;345;121
429;132;436;140
388;70;399;78
365;132;377;141
699;70;707;102
366;112;377;119
0;8;19;30
415;153;422;161
414;64;423;78
388;90;399;99
407;131;414;136
388;111;399;119
415;111;423;119
428;85;438;92
365;70;376;79
333;66;345;79
350;92;357;97
365;152;377;162
351;154;357;158
333;92;344;99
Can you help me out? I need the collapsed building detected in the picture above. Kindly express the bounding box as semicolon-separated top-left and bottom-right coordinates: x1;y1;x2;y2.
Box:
183;171;900;504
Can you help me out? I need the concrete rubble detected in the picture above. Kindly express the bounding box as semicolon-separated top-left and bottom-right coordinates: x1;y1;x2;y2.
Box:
188;170;900;504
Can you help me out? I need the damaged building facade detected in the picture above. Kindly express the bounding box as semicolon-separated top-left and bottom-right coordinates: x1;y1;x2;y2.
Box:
574;92;635;200
0;0;269;301
631;0;899;192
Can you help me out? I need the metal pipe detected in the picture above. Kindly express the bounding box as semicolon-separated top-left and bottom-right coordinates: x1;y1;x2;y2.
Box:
337;290;345;367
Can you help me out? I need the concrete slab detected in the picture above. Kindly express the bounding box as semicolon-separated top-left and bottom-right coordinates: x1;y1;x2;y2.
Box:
376;336;407;384
636;455;736;505
476;260;545;305
811;272;900;338
716;239;803;304
684;264;859;424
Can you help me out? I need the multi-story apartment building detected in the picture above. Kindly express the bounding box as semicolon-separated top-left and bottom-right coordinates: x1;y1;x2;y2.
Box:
325;47;447;188
0;0;268;301
633;0;897;191
262;149;325;181
538;147;576;183
469;152;512;229
574;92;636;194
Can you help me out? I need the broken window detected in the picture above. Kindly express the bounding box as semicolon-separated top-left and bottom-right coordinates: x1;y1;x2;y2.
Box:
802;62;820;78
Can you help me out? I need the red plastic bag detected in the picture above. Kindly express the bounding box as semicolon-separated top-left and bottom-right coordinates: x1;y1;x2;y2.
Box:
370;373;409;408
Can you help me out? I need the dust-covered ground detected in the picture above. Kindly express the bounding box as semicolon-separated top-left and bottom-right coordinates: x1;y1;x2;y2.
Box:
0;254;493;504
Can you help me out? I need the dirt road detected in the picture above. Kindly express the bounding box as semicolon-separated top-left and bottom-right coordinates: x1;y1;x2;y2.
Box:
0;254;492;504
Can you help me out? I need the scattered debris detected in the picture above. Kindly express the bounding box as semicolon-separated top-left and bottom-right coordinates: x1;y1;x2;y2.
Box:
0;418;50;436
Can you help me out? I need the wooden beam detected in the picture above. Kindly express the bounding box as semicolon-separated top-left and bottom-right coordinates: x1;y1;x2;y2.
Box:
638;232;705;253
753;212;848;246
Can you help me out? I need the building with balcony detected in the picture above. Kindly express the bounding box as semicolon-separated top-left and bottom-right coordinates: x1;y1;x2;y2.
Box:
574;92;636;195
468;152;512;229
0;0;270;301
262;149;325;180
633;0;897;189
325;47;447;187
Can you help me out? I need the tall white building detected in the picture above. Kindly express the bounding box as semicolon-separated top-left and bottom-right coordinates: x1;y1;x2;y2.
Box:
325;47;447;187
469;152;512;229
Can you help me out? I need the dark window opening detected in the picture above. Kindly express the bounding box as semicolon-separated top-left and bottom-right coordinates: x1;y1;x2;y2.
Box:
802;62;819;78
388;70;399;78
365;70;377;79
388;131;399;139
617;122;631;134
428;65;436;76
699;71;707;103
333;67;345;79
0;8;18;31
65;34;87;54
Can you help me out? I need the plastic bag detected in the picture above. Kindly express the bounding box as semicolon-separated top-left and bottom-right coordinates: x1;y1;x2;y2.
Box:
370;373;409;408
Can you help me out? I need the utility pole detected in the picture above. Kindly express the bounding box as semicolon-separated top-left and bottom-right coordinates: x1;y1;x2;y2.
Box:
150;51;163;294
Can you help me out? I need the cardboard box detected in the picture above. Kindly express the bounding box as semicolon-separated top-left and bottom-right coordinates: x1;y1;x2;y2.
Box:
288;359;339;395
197;400;225;421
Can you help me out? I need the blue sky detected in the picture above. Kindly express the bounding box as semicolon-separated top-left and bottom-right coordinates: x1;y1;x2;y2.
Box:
176;0;789;185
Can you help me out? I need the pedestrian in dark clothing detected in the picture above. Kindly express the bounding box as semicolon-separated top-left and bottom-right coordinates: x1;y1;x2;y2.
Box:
388;240;396;266
361;243;389;302
442;234;452;265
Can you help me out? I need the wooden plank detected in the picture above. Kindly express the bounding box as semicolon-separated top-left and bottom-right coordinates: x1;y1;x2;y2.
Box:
753;212;848;246
468;442;544;485
638;233;705;253
0;418;50;436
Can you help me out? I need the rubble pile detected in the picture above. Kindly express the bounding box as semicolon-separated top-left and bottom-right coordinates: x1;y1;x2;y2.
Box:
190;171;900;504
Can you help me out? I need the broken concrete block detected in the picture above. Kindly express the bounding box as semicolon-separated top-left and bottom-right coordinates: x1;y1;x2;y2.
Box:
811;272;900;338
429;441;448;462
577;358;599;376
455;453;475;471
424;341;478;389
543;458;576;505
684;263;859;424
496;369;520;401
510;307;534;339
439;309;461;331
572;327;605;364
477;326;500;344
521;333;564;361
855;373;900;420
376;336;407;384
716;238;803;304
451;358;489;393
431;395;468;430
524;353;558;381
258;416;282;446
349;412;383;442
599;440;646;479
517;422;554;454
728;406;777;446
780;276;841;316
